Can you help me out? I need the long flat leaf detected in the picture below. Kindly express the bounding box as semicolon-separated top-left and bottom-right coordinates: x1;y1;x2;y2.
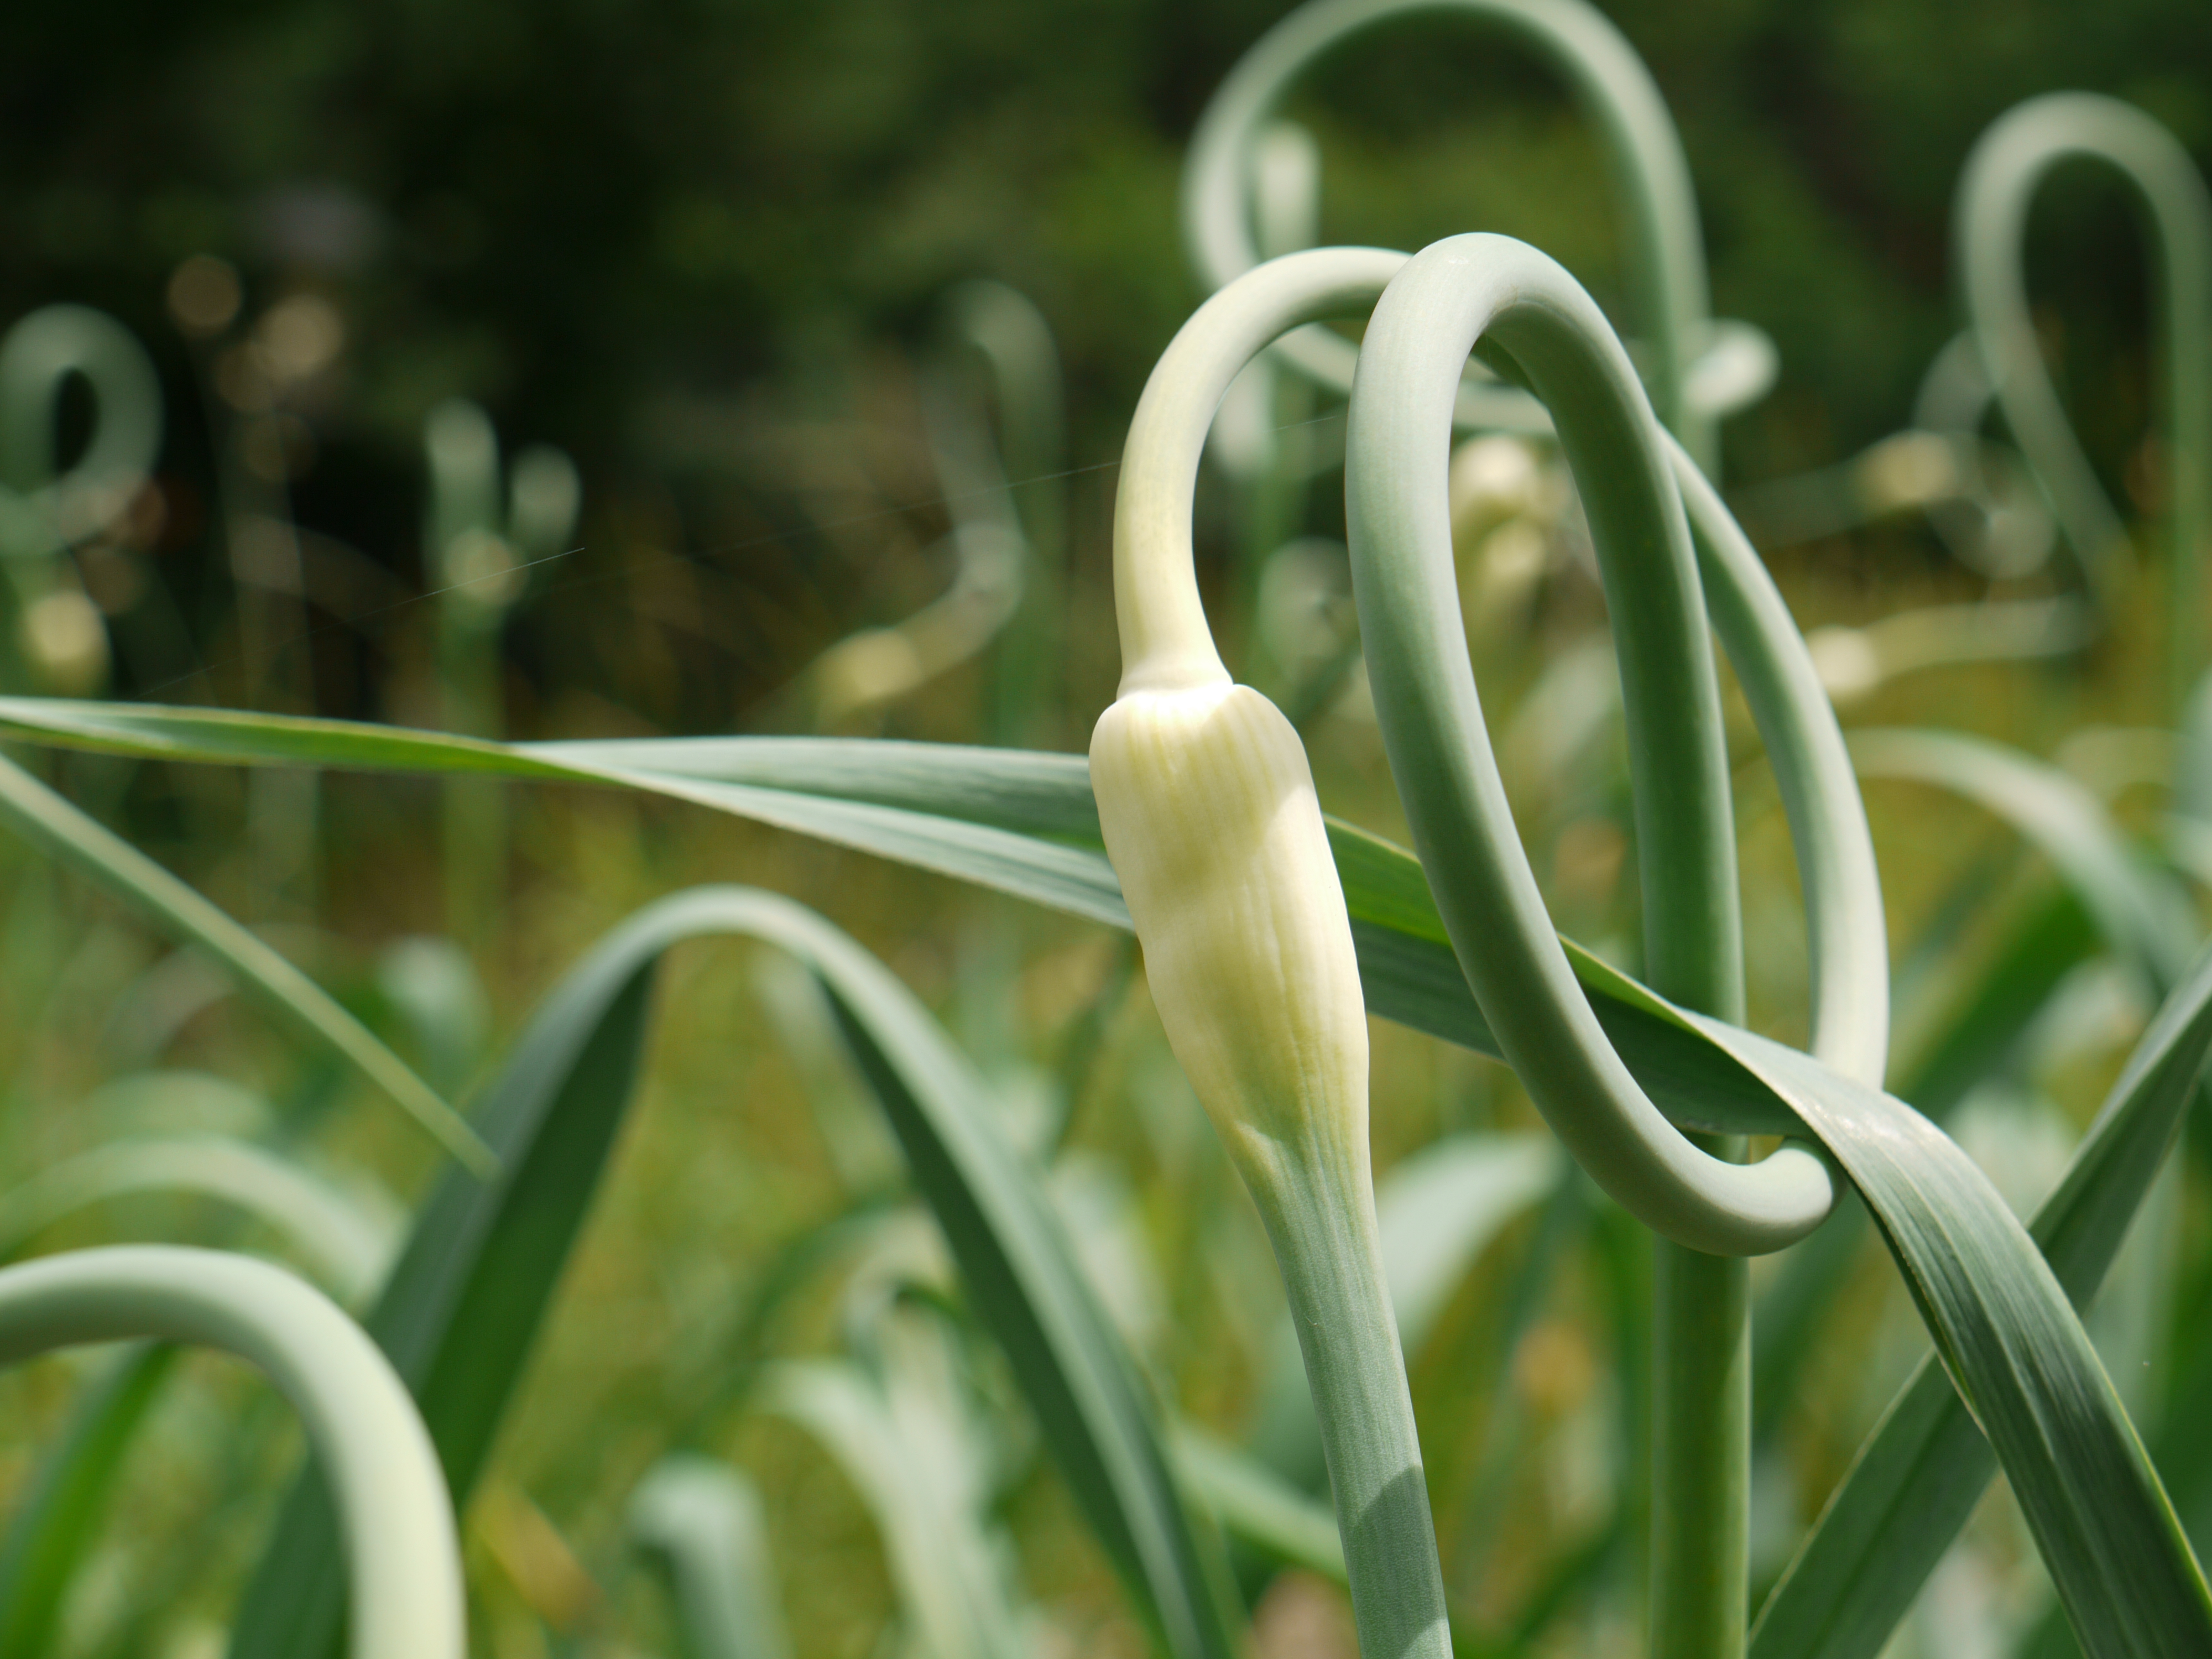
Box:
1747;940;2212;1659
231;885;1235;1659
0;700;1804;1141
1754;887;2099;1434
1852;728;2196;990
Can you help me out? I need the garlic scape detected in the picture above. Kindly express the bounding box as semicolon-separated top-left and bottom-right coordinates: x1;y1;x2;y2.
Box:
1344;234;1844;1259
0;1245;463;1659
1092;245;1449;1659
1344;232;1887;1659
1955;92;2212;707
1182;0;1773;465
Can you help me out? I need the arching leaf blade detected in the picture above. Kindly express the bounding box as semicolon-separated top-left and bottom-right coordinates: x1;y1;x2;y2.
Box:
1745;940;2212;1659
231;885;1238;1659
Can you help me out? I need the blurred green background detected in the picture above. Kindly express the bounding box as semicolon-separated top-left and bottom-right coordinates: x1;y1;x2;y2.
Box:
3;3;2211;1657
6;0;2208;734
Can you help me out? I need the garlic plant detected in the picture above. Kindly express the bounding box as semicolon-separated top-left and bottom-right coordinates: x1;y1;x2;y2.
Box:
1092;242;1448;1659
11;21;2212;1659
1958;93;2211;674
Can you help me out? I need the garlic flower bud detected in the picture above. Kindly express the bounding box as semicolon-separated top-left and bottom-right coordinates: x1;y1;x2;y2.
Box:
1091;679;1366;1181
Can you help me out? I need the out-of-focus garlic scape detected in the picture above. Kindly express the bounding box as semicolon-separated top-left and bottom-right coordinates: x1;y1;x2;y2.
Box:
424;397;581;943
1092;244;1451;1659
0;305;164;696
1182;0;1781;467
0;1245;464;1659
806;283;1065;739
1905;331;2056;575
1728;424;2058;580
1957;92;2211;706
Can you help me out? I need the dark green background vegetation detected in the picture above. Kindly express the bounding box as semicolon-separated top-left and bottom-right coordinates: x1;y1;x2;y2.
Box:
5;0;2207;731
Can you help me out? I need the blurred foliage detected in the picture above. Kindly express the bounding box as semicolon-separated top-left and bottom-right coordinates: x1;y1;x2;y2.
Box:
0;3;2210;1656
2;0;2207;734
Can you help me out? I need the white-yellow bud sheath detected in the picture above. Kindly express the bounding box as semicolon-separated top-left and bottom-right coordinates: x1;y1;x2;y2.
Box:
1093;248;1450;1659
1092;684;1366;1177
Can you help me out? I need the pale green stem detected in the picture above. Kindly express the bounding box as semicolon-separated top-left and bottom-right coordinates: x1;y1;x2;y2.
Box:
1956;91;2212;710
1183;0;1717;462
427;398;505;946
0;1245;463;1659
1651;1137;1749;1659
1245;1139;1449;1659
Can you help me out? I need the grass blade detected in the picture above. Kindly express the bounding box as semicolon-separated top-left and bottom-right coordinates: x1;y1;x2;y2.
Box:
1852;727;2196;990
0;1342;178;1659
0;750;488;1171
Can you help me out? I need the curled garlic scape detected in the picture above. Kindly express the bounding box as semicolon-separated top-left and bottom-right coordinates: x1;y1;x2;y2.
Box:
1093;252;1409;1187
1092;245;1446;1659
1105;239;1882;1266
1955;92;2212;705
1345;234;1845;1257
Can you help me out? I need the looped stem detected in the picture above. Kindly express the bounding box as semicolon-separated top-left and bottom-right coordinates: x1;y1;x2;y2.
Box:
1346;232;1836;1256
1957;91;2212;705
0;1245;463;1659
1183;0;1717;458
